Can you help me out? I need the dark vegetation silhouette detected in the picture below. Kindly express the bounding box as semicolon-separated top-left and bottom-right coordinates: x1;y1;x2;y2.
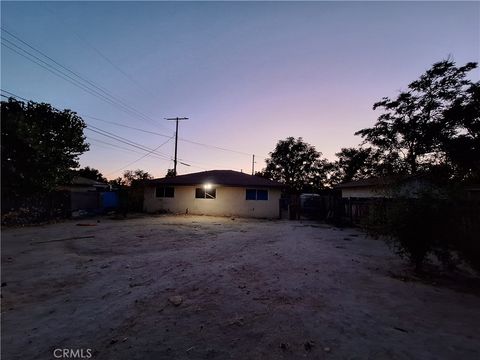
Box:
73;166;107;183
109;169;153;188
1;98;89;195
347;59;479;184
261;137;330;193
1;98;89;224
261;59;479;273
109;169;154;215
352;59;479;273
165;169;177;178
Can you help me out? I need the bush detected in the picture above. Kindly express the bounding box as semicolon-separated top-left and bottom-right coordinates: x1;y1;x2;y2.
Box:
368;194;480;273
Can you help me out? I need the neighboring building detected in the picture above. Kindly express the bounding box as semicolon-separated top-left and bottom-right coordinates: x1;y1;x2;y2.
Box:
144;170;284;218
58;176;110;193
335;176;436;199
465;185;480;201
58;176;116;215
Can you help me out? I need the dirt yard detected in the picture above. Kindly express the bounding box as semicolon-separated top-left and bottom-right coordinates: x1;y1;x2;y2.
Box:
1;215;479;359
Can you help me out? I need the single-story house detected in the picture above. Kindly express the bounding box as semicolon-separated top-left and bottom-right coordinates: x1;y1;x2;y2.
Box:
144;170;284;218
334;176;436;199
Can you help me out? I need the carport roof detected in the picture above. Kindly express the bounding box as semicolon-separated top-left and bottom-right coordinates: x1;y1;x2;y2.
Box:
146;170;284;188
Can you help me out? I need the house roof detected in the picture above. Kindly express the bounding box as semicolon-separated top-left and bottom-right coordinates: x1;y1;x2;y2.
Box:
71;176;109;187
334;175;435;189
147;170;284;188
334;177;399;189
465;184;480;191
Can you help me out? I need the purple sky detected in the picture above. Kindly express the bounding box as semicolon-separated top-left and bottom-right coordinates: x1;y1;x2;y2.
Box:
2;1;479;179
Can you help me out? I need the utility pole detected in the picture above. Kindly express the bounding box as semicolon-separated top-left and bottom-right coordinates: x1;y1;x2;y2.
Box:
165;117;188;175
251;154;256;175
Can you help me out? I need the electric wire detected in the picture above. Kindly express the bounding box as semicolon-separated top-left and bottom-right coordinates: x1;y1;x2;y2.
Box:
1;27;171;130
1;41;152;122
106;136;174;176
1;89;249;172
43;5;156;98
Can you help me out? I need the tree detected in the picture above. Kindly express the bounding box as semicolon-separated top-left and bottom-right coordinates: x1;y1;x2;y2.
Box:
262;137;329;192
1;98;89;195
165;169;177;178
355;59;478;182
329;147;378;184
74;166;107;183
108;177;125;188
357;59;480;273
440;81;480;182
121;169;153;187
329;147;406;185
108;169;153;188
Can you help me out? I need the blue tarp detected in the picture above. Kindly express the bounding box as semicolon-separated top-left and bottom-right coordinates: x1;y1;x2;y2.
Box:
101;191;119;210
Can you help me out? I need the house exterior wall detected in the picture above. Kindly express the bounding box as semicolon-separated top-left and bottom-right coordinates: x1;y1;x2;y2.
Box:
144;185;281;218
341;187;386;198
340;179;435;199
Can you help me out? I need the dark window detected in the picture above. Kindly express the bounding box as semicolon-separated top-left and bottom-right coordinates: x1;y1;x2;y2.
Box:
156;185;174;198
195;188;205;199
195;187;216;199
206;188;216;199
257;189;268;200
164;186;175;198
246;189;268;200
246;189;256;200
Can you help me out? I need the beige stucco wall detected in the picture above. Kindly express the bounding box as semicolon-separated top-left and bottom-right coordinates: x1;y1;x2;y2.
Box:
144;185;281;218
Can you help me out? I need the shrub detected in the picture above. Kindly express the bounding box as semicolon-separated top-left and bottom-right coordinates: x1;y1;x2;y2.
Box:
367;194;480;273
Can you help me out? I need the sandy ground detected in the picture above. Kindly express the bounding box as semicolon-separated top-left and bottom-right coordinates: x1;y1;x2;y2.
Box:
1;215;480;360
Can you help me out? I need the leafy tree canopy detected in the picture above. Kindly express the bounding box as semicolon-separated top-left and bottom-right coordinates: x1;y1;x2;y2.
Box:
73;166;107;183
330;147;378;184
1;98;89;195
165;169;177;178
354;59;479;183
109;169;153;187
262;137;329;193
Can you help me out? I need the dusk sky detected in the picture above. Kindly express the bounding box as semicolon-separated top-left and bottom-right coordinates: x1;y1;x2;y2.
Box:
1;1;479;179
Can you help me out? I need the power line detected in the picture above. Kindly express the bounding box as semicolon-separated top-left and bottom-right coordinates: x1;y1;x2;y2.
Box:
85;126;172;160
106;136;174;176
88;138;143;155
86;123;172;159
1;88;177;172
1;41;152;122
1;89;30;102
1;27;171;131
1;89;250;173
44;5;157;99
1;31;131;113
3;85;255;158
2;92;258;163
85;114;254;156
1;27;156;123
87;136;172;161
86;126;233;171
84;115;172;139
180;137;252;156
